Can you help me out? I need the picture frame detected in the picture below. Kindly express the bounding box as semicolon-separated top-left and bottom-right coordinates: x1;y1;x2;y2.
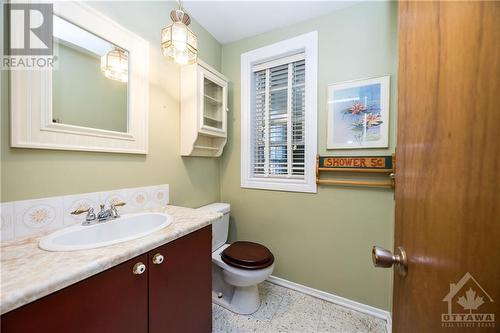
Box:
327;75;390;149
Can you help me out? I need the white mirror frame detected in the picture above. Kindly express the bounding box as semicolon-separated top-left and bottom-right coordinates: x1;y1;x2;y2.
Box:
10;2;149;154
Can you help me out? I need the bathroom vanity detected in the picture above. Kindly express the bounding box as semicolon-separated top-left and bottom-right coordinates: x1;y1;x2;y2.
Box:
0;206;218;333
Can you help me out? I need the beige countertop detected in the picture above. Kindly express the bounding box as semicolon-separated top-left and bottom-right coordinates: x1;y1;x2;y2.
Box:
0;205;220;315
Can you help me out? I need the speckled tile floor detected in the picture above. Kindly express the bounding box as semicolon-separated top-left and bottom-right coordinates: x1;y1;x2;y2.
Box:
212;281;387;333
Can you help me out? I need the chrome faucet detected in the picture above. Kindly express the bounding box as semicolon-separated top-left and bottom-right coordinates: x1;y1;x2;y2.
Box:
97;202;124;221
71;202;126;225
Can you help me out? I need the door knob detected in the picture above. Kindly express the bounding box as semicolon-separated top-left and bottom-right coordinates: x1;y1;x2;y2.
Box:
133;262;146;275
152;253;164;265
372;246;408;277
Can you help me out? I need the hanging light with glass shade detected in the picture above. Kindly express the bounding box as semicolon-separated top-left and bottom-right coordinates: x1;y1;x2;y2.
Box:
160;1;198;65
100;47;128;83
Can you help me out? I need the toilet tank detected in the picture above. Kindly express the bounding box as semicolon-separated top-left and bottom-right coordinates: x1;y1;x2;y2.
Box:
197;203;230;252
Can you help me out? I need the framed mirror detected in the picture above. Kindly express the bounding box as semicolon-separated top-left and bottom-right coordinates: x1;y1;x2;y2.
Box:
52;15;129;133
10;2;149;154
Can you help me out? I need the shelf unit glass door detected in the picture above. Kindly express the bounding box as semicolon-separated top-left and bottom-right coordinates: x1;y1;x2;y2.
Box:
201;73;225;132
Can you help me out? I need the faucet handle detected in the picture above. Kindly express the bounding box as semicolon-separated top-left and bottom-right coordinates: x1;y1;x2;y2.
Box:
85;208;96;223
71;207;97;225
71;207;90;215
110;202;125;219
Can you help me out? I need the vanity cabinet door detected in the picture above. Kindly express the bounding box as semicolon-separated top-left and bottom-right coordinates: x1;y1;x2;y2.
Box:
1;254;149;333
148;226;212;333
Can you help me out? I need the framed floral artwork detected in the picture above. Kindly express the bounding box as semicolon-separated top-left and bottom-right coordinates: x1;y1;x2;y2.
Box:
327;76;390;149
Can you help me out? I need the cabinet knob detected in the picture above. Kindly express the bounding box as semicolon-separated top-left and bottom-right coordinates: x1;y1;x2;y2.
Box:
133;262;146;275
152;253;164;265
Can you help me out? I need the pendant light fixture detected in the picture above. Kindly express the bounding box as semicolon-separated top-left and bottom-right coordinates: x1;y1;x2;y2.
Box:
100;47;128;83
160;0;198;65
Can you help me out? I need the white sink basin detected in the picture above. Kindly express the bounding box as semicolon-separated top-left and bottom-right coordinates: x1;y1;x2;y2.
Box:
39;213;172;251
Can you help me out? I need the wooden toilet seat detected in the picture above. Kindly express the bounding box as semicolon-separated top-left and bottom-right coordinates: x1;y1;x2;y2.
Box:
221;241;274;270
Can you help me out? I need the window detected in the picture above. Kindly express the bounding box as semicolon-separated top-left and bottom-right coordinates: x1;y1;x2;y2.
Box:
241;32;317;193
253;55;305;177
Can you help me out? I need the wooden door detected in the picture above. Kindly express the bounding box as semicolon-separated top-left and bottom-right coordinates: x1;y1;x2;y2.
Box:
393;1;499;332
148;226;212;333
1;254;149;333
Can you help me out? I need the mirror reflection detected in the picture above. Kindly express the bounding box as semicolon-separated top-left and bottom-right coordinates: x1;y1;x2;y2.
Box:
52;15;129;133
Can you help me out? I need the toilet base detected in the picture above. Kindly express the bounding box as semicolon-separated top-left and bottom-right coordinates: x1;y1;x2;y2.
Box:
212;284;261;315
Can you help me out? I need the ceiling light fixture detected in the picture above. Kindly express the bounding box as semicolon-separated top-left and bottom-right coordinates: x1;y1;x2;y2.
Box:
160;0;198;65
100;47;128;83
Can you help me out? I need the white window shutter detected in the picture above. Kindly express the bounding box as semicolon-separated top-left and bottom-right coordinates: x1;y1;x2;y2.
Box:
251;55;306;179
253;70;266;176
292;59;305;176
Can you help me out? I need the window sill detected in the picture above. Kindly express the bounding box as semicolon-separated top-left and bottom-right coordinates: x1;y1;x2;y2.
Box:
241;178;317;193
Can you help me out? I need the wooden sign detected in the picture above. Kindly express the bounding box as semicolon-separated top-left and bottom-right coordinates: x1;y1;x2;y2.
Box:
319;155;393;172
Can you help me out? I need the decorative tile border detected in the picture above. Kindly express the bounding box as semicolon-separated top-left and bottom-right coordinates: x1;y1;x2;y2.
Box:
0;184;169;242
0;203;14;242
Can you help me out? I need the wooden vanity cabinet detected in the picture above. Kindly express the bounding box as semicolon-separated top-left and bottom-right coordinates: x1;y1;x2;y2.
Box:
149;224;212;333
1;254;149;333
1;226;212;333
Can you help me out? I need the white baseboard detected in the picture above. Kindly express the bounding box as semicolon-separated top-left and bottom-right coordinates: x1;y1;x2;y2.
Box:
266;275;392;333
385;314;392;333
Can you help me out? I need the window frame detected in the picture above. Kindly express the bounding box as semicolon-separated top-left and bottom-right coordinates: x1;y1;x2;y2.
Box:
240;31;318;193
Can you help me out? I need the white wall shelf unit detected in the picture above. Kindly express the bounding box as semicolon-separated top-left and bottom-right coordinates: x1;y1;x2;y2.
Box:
180;60;229;157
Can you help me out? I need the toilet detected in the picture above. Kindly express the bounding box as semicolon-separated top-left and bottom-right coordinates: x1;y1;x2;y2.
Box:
197;203;275;315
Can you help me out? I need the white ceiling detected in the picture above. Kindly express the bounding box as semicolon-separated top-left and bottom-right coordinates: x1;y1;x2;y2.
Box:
183;1;361;44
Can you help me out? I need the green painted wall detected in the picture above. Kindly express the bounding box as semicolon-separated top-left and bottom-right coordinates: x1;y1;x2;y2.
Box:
219;1;398;310
52;43;128;132
0;1;222;207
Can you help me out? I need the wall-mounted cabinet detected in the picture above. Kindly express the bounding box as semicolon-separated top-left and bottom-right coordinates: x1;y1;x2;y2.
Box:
180;60;229;157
